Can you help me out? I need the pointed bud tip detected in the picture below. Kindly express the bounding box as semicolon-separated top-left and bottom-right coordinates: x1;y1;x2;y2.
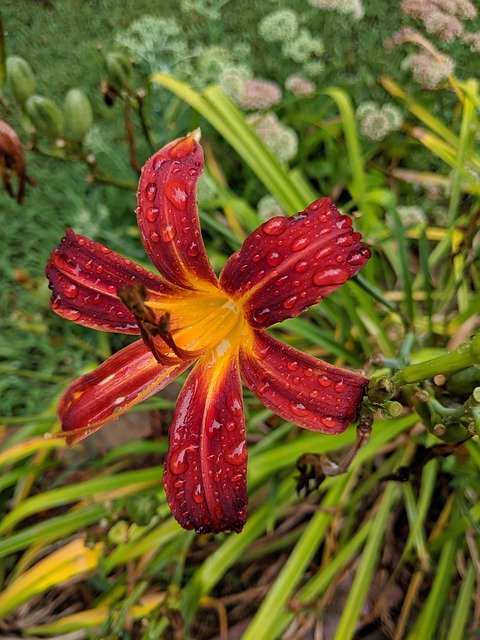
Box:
190;127;202;142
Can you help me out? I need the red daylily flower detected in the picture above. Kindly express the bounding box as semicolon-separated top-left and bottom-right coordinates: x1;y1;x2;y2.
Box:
46;130;371;533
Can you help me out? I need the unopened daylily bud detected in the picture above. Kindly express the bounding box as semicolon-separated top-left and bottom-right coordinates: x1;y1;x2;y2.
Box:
0;119;34;203
25;95;63;138
64;89;93;142
6;56;36;106
105;52;131;93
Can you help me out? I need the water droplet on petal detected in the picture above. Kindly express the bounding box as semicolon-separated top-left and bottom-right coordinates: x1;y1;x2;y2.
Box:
187;242;199;257
64;283;78;299
274;274;289;286
313;267;349;287
227;391;242;415
252;253;261;262
320;415;339;429
193;484;204;504
347;248;371;265
287;361;299;371
295;260;309;273
145;183;157;202
266;250;282;266
165;180;188;210
309;390;319;398
283;295;297;309
335;233;354;247
262;216;287;236
225;441;247;466
290;402;309;417
336;216;353;229
63;308;81;320
146;207;159;222
291;236;310;252
318;375;331;387
169;446;195;475
315;246;334;262
335;381;346;393
77;237;86;246
150;230;160;243
161;225;176;242
226;420;236;432
84;259;93;270
304;368;313;377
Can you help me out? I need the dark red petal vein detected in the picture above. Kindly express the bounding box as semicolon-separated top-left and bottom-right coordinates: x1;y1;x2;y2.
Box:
59;339;190;444
220;198;371;328
240;330;368;434
163;353;247;533
137;132;218;290
46;229;181;333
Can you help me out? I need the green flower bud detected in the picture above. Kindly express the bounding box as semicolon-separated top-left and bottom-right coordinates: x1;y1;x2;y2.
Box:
6;56;36;106
108;520;129;544
64;88;93;142
25;95;63;138
105;52;131;93
125;494;159;526
446;365;480;396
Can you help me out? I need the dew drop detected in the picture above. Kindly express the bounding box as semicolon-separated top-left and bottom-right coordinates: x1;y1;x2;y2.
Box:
283;295;297;309
274;274;289;286
252;253;261;262
295;260;309;273
117;310;125;318
335;233;354;247
161;225;176;243
313;267;349;287
266;250;282;266
77;237;86;246
193;484;204;504
291;236;310;252
258;380;271;394
315;245;334;260
321;415;338;429
287;360;299;371
290;402;309;417
226;420;236;432
100;246;110;254
150;230;161;243
225;441;247;466
262;216;287;236
336;216;353;229
318;375;331;387
145;182;157;202
64;283;78;299
335;381;346;393
165;180;188;210
347;248;370;265
146;207;159;222
187;242;199;257
84;259;93;270
169;446;195;475
63;308;81;320
227;391;242;415
304;368;313;377
309;390;319;399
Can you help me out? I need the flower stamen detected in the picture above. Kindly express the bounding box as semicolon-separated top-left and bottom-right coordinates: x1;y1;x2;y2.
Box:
117;282;202;364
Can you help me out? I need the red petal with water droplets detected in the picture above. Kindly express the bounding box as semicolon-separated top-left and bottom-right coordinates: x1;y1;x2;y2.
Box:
46;229;182;333
220;198;371;328
137;132;218;291
163;354;247;533
59;340;189;445
240;330;368;434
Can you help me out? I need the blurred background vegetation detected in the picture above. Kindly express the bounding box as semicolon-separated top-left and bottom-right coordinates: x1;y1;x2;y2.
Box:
1;1;480;638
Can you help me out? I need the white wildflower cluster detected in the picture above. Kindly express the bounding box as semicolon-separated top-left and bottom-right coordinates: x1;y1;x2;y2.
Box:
462;32;480;52
356;102;403;141
285;75;316;96
386;205;427;229
401;0;477;42
247;112;298;162
115;15;192;75
402;52;455;89
179;0;224;20
257;195;286;221
258;9;299;42
282;28;324;64
236;78;283;111
308;0;365;21
218;65;252;102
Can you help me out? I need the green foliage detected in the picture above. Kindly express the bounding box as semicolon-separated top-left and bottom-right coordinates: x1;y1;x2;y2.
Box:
1;0;480;638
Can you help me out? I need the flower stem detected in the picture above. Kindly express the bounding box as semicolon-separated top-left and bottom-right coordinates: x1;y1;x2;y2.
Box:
391;333;480;385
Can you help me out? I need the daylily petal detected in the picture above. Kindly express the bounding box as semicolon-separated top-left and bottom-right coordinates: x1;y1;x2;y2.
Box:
47;229;182;333
220;197;371;328
136;131;218;291
163;350;247;533
240;329;367;434
59;340;190;445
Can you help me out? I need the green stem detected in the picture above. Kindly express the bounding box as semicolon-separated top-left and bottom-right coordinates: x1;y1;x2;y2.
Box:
392;333;480;385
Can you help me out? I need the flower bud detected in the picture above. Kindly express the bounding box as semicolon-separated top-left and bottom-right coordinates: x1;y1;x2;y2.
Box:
64;88;93;142
6;56;36;106
25;94;63;138
105;52;131;93
0;119;33;203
